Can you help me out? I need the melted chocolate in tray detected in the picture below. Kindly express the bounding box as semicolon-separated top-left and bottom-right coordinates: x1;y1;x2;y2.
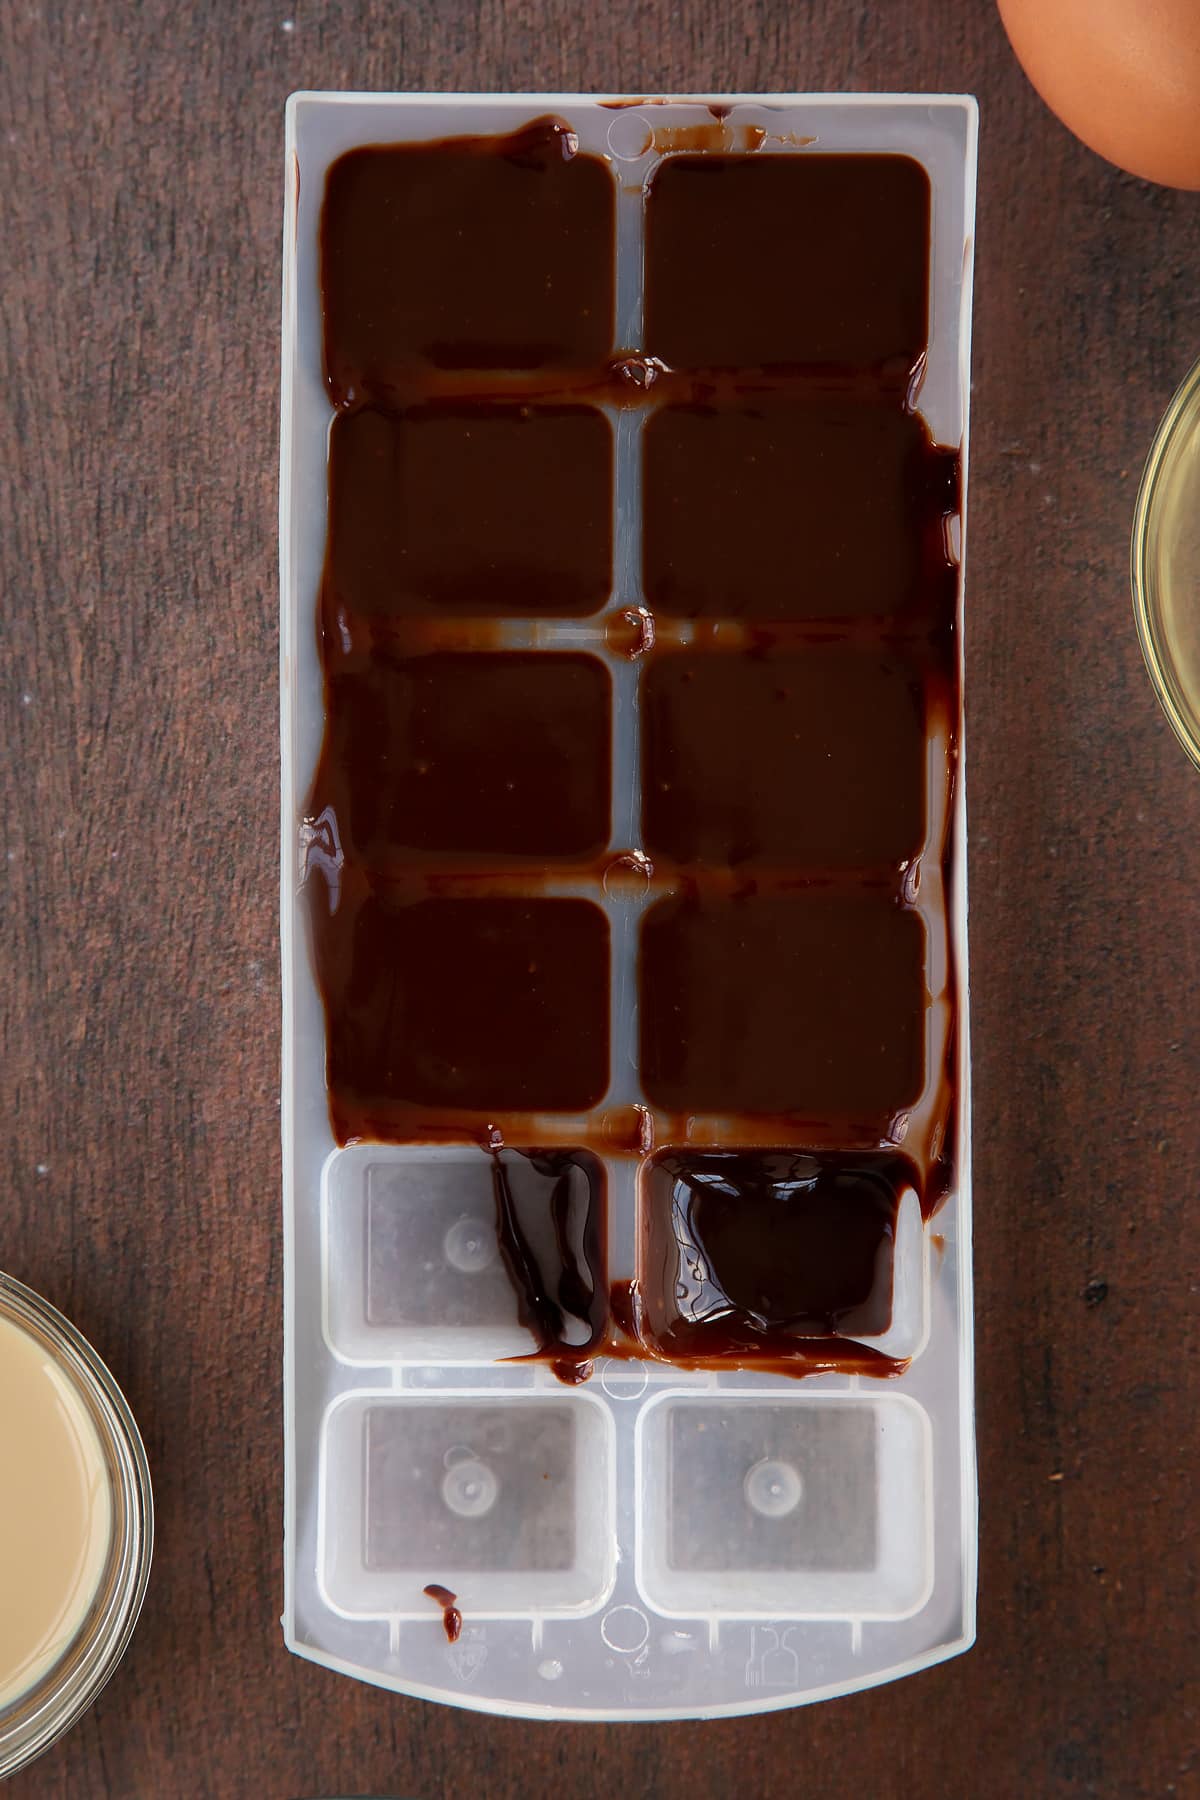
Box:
643;152;931;375
642;396;958;622
310;650;613;866
324;401;613;620
307;889;611;1134
639;891;927;1123
321;117;616;397
641;1150;912;1358
422;1584;463;1644
488;1150;608;1383
641;645;933;869
309;122;962;1376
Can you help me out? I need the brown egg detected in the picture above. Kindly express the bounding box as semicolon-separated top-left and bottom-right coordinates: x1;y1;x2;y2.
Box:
996;0;1200;189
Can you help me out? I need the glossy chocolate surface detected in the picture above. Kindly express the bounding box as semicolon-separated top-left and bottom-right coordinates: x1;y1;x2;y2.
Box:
641;1150;910;1354
325;402;612;620
643;152;931;374
642;396;957;621
321;117;616;398
642;645;931;868
640;891;927;1121
308;890;611;1136
310;651;612;866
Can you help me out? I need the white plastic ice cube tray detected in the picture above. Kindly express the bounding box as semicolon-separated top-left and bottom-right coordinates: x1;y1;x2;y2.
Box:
280;90;977;1720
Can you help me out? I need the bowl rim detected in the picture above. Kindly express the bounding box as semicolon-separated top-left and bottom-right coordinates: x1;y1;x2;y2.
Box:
0;1272;154;1780
1131;351;1200;772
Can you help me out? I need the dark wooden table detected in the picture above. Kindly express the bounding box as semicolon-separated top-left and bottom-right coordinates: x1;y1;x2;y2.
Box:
3;2;1198;1795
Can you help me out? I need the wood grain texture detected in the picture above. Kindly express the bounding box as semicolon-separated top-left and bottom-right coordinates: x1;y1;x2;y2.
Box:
1;1;1198;1795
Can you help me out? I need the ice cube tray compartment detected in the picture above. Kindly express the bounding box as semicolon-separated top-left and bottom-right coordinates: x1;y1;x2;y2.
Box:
282;91;977;1719
325;1145;608;1365
321;1393;616;1618
636;1393;932;1619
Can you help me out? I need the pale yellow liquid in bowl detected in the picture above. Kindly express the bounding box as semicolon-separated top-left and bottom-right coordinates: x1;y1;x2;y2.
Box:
0;1315;113;1712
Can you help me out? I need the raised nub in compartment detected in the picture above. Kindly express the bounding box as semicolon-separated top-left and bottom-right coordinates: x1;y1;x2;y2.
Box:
643;153;930;375
324;403;613;621
306;891;610;1140
320;118;616;397
365;1402;577;1571
639;1150;912;1362
311;651;612;865
641;398;957;621
668;1402;877;1570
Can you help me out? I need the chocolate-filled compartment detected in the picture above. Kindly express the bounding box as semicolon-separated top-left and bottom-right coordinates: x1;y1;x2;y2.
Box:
324;402;613;621
643;152;930;375
636;1149;921;1368
320;117;616;397
306;887;611;1137
641;645;933;870
641;397;958;621
310;651;613;866
639;890;927;1124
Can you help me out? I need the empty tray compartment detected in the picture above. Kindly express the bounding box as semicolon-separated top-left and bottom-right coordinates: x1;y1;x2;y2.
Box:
636;1392;932;1619
321;1392;616;1617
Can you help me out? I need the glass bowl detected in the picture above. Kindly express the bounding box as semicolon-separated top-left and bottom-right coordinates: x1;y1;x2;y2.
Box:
0;1273;154;1780
1132;354;1200;770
